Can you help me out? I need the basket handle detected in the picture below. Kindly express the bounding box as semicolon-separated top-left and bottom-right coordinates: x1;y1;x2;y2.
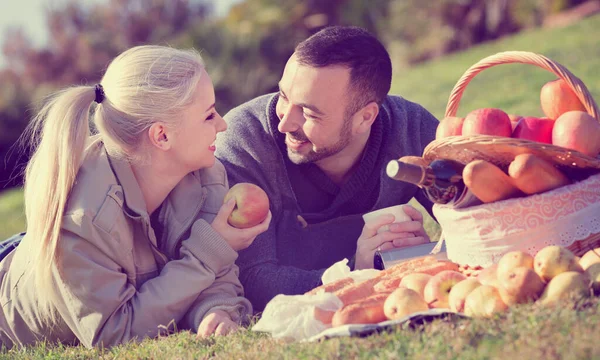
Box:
445;51;599;121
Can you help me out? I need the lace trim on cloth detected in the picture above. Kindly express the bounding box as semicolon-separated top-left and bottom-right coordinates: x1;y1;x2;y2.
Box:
433;173;600;267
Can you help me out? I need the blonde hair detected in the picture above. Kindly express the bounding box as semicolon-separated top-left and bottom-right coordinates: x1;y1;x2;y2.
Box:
22;45;205;324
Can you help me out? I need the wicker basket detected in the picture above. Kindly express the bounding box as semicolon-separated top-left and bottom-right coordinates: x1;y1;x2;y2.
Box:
423;51;600;172
424;51;600;260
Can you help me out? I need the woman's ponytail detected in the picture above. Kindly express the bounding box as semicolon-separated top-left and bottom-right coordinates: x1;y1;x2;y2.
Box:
22;86;95;324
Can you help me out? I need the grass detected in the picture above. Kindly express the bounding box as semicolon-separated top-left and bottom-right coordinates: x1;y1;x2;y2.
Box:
0;14;599;358
392;15;600;120
1;297;598;359
0;187;25;240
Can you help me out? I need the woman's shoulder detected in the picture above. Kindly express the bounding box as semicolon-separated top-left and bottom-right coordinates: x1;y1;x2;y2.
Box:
65;139;122;220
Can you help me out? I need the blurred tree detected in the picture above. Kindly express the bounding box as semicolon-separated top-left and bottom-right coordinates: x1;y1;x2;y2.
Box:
383;0;522;65
175;0;392;113
1;0;581;191
0;0;211;189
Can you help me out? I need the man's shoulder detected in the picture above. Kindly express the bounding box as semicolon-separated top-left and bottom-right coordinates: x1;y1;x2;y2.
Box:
384;94;430;115
216;93;281;160
224;93;276;125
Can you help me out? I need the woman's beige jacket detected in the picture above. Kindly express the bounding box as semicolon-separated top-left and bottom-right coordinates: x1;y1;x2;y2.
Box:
0;138;251;348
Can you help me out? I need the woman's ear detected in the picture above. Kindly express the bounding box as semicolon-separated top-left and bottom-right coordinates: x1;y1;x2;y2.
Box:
354;101;380;134
148;122;171;150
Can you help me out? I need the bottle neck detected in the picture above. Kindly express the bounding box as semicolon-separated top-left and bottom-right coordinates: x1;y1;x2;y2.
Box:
386;160;435;187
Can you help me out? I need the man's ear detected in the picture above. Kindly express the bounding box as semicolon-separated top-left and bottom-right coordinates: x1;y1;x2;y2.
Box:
148;122;171;150
354;101;379;134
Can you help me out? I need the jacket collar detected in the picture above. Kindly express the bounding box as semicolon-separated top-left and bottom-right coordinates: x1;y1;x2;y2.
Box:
104;149;149;219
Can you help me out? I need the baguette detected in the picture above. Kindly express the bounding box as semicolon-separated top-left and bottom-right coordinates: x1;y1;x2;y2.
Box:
305;277;354;295
313;256;437;324
379;255;437;278
463;160;523;203
314;277;380;324
508;154;570;195
331;292;391;327
374;260;460;293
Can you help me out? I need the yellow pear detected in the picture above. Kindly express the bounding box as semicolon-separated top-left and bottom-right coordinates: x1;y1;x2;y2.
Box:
538;271;590;306
384;287;429;320
448;278;482;313
585;263;600;295
497;267;546;306
399;273;433;298
579;248;600;271
497;251;534;276
464;285;508;318
476;264;500;288
534;246;583;282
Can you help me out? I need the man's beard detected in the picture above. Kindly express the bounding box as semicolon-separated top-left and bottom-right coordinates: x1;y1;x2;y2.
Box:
286;118;353;165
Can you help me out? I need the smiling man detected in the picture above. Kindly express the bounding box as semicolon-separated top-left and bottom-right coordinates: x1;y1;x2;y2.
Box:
215;26;439;311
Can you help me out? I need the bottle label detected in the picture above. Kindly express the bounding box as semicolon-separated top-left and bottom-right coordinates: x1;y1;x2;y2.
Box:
454;188;483;209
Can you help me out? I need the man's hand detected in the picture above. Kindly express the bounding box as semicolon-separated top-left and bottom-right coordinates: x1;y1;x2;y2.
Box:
387;205;430;248
211;199;272;251
197;310;239;338
354;205;429;270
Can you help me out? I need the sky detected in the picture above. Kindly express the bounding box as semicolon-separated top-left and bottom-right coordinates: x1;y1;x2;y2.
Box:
0;0;242;68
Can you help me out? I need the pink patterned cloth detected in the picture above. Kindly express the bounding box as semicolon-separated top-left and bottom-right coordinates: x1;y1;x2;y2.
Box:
433;173;600;267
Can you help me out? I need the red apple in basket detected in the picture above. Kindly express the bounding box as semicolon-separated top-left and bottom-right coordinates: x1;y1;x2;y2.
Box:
223;183;270;228
423;270;467;308
540;79;586;120
436;116;464;139
552;111;600;158
462;108;512;137
508;114;523;131
512;116;554;144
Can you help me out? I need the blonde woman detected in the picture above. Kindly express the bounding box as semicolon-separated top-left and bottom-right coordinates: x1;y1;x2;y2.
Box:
0;45;271;349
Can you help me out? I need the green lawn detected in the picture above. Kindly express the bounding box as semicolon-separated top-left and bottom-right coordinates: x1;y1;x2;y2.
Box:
0;187;25;240
0;14;599;358
392;15;600;120
2;298;599;359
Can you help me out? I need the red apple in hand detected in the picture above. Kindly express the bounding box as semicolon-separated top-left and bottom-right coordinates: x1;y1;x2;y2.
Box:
511;116;554;144
223;183;270;228
436;116;464;139
541;79;586;120
462;108;512;137
423;270;467;308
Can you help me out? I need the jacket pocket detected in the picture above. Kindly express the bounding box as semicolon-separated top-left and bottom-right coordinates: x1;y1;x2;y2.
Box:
92;185;124;234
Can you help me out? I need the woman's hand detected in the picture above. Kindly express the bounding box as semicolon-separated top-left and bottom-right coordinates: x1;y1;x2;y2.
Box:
211;198;272;251
197;310;239;338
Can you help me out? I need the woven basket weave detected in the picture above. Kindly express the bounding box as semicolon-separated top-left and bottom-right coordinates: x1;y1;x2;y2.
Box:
424;51;600;258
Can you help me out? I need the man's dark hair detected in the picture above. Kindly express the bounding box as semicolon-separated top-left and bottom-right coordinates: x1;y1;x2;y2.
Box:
294;26;392;116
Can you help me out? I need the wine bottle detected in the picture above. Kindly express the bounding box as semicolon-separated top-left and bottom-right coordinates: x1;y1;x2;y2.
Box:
386;158;481;208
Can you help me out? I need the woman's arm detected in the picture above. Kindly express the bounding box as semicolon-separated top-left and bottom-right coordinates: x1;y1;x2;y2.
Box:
180;263;252;332
54;215;236;348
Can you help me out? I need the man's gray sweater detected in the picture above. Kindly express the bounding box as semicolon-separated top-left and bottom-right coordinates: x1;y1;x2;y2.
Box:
215;93;438;311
